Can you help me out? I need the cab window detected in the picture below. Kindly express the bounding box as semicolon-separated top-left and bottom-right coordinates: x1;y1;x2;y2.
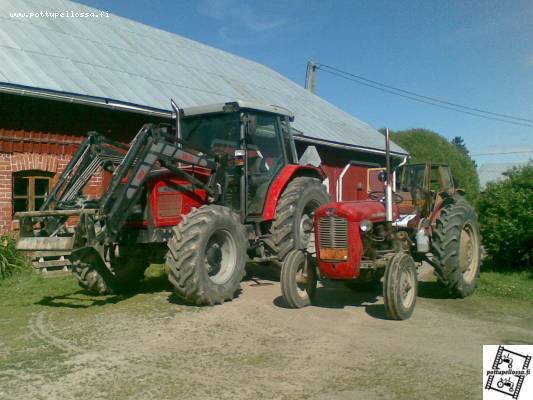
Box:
429;165;441;191
441;166;453;190
246;114;285;177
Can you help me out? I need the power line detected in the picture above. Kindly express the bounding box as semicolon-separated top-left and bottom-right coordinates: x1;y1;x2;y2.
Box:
318;63;533;124
470;150;533;156
315;63;533;129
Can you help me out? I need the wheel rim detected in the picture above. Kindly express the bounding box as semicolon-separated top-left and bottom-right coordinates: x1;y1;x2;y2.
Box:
399;261;416;309
299;200;320;251
204;229;237;285
459;223;479;283
294;257;311;300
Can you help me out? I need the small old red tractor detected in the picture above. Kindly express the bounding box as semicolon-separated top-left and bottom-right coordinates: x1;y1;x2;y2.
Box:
16;101;330;305
280;130;481;320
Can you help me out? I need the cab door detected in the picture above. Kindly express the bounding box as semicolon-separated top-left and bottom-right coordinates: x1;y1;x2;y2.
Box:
244;113;288;216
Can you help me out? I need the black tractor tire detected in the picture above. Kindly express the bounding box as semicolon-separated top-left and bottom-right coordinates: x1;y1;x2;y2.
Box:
431;195;481;298
280;249;317;308
71;250;149;295
383;252;418;320
269;177;329;261
166;205;247;306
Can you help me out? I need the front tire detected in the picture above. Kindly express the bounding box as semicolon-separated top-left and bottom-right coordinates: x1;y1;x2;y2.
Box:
269;177;329;261
431;196;481;298
71;249;148;295
383;253;417;320
166;205;247;305
280;249;317;308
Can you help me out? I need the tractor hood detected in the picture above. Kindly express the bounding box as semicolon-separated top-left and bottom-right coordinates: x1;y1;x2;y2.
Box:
316;200;399;222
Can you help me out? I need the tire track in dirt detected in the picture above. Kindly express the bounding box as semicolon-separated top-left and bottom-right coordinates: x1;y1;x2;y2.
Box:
28;311;80;354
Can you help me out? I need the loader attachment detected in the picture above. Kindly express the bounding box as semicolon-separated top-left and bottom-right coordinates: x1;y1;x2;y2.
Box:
15;122;225;255
15;209;97;252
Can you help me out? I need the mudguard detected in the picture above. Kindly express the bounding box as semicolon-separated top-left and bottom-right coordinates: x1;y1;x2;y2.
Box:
262;164;325;221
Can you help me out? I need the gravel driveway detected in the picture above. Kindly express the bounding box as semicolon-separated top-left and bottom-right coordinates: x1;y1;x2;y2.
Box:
1;265;531;400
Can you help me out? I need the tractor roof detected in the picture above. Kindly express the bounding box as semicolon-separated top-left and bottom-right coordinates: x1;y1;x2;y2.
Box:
181;101;294;120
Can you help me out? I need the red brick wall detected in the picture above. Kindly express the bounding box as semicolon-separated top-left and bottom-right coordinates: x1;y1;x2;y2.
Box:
0;150;106;233
0;93;169;234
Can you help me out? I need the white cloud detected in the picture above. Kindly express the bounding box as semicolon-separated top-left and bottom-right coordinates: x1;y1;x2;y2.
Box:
197;0;286;33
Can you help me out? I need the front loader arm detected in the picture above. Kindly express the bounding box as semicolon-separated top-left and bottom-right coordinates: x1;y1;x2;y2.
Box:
42;132;128;212
98;124;221;242
16;123;224;252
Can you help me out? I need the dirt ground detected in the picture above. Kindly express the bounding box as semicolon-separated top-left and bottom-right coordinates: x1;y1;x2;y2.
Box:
0;264;532;400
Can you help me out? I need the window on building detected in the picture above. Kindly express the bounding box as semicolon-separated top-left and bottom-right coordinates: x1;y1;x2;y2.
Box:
12;171;54;214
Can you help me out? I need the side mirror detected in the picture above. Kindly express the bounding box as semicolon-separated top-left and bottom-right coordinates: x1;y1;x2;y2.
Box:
378;171;388;182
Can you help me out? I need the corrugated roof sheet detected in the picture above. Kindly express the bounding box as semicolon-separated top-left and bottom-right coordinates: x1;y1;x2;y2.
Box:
0;0;407;155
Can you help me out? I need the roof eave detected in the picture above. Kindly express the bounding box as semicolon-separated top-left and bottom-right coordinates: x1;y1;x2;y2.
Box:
293;133;409;158
0;82;408;157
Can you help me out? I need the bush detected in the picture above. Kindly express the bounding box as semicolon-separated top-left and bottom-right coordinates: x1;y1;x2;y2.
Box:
0;234;30;280
477;162;533;270
390;129;480;203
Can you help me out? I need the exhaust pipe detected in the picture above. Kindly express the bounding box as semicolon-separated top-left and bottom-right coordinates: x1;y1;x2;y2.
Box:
171;99;181;139
385;128;393;223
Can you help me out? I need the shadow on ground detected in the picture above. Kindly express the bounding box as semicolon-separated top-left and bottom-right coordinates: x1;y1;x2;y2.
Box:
35;273;173;309
35;262;280;309
272;279;394;320
417;281;450;299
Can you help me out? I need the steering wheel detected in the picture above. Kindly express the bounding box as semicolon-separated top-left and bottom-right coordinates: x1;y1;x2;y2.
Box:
368;191;404;203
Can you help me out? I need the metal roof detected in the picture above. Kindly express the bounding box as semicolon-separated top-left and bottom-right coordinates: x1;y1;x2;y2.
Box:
0;0;407;156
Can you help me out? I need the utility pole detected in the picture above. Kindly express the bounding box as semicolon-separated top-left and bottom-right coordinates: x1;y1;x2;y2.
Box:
305;60;317;93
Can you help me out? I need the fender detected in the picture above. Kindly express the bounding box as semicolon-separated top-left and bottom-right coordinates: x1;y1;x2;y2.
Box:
262;164;325;221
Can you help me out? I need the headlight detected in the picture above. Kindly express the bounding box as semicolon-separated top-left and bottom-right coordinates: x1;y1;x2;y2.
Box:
360;219;373;233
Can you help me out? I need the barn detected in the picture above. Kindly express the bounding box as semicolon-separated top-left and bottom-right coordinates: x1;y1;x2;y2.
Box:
0;0;407;234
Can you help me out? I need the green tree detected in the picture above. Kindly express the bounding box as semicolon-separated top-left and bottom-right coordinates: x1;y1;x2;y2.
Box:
451;136;477;168
451;136;468;154
477;162;532;270
390;128;480;202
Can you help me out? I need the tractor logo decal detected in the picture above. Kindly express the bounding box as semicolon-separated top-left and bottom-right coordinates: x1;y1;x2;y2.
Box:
484;345;532;399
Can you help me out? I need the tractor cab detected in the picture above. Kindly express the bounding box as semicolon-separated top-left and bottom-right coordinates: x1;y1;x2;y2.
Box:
176;101;299;218
395;163;456;218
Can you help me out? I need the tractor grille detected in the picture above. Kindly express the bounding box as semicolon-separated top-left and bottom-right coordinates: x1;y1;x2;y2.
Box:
318;216;348;248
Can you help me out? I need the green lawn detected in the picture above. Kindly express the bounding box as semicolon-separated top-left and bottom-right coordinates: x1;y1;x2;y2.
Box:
474;270;533;300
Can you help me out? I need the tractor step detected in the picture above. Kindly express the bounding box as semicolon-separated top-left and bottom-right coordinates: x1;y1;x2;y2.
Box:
16;236;74;251
31;250;72;275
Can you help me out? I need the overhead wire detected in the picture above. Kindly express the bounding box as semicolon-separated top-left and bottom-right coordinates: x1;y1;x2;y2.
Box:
314;63;533;129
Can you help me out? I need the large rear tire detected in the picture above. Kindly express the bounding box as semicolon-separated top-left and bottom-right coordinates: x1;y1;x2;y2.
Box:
166;205;247;305
431;195;481;298
71;250;148;295
383;252;417;320
269;177;329;261
280;249;317;308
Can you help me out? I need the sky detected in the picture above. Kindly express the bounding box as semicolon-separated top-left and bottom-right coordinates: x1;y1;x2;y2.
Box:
77;0;533;168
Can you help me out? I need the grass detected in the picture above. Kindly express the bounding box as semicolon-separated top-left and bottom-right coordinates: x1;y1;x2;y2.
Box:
0;264;176;380
475;270;533;300
0;235;31;280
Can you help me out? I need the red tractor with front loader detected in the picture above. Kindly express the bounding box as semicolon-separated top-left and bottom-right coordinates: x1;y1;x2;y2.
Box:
16;101;330;305
280;130;481;320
